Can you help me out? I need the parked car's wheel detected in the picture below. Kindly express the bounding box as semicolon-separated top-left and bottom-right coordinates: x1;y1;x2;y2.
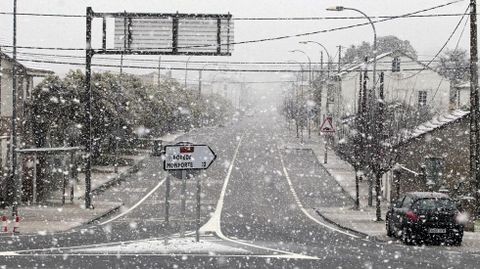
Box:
402;227;414;245
451;236;463;246
386;218;394;237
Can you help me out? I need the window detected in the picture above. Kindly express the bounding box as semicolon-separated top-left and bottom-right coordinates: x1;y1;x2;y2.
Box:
394;196;405;208
412;198;456;211
418;91;427;107
402;196;414;208
392;57;401;72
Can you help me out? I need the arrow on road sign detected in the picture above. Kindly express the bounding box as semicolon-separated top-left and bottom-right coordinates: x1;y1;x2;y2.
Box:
163;144;217;171
320;117;335;133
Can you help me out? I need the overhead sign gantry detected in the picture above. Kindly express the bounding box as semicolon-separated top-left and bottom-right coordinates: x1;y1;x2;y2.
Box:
83;7;233;209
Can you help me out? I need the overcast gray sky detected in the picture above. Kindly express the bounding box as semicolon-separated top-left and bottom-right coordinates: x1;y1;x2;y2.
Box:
0;0;472;84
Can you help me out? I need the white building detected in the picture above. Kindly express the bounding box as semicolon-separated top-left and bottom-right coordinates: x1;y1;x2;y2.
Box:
328;51;454;130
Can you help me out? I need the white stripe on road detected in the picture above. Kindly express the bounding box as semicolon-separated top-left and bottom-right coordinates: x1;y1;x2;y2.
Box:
200;133;318;260
99;176;167;225
278;148;359;239
199;135;244;234
0;252;311;259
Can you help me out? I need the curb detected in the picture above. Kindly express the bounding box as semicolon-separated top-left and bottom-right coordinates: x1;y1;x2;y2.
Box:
306;147;357;205
314;208;386;242
85;203;123;225
314;208;369;238
88;155;149;197
0;203;124;237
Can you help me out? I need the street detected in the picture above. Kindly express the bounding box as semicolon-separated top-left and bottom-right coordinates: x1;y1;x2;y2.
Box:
0;110;478;268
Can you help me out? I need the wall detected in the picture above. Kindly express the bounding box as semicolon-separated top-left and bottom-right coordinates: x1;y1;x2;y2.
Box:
393;115;469;199
336;54;451;120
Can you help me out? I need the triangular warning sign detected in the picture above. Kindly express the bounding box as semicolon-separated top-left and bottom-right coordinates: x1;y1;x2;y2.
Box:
320;117;335;133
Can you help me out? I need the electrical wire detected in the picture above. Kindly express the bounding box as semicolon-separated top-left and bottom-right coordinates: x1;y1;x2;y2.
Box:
393;4;469;81
0;47;458;67
427;4;470;103
0;11;470;20
13;57;462;73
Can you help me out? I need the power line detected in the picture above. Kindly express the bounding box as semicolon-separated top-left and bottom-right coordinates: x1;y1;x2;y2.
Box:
395;4;469;81
0;47;458;66
0;0;466;52
0;11;471;20
14;56;461;73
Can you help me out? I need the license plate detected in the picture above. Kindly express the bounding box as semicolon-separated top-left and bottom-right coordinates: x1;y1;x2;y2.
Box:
428;228;446;234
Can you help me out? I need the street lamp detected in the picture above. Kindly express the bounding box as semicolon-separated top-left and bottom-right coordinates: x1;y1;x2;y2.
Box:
199;63;214;97
326;6;377;97
299;41;333;134
288;60;307;142
289;50;312;84
327;5;381;220
299;41;332;78
184;55;194;90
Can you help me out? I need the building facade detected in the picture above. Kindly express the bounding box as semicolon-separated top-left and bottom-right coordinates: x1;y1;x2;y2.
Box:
384;109;469;202
329;51;453;137
0;51;53;205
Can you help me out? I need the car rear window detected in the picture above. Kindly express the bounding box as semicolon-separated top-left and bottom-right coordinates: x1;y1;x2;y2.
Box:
412;198;456;211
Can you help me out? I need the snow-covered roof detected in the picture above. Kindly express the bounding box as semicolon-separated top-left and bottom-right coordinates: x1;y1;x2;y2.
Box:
401;109;469;144
455;81;470;89
337;50;436;77
0;51;53;77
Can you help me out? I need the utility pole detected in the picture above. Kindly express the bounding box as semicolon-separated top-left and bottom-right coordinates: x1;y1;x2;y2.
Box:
84;7;94;209
375;72;385;221
157;56;162;87
11;0;19;216
470;0;480;228
114;13;127;175
353;71;364;210
198;70;202;96
337;45;342;73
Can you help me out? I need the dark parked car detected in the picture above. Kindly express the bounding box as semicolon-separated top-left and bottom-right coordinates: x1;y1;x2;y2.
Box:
386;192;465;245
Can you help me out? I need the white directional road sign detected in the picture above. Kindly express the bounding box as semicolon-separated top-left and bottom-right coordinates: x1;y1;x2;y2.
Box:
163;144;216;170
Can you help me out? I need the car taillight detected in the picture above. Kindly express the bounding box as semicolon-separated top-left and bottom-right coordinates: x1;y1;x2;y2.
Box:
406;210;418;222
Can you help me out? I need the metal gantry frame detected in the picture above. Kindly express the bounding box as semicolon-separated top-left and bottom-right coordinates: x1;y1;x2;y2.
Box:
84;7;232;208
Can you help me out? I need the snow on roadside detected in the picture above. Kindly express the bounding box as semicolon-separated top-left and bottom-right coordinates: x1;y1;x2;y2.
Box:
76;238;251;254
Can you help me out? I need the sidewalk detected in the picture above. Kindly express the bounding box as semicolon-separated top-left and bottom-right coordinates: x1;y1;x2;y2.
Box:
302;134;480;252
0;131;186;236
0;202;122;235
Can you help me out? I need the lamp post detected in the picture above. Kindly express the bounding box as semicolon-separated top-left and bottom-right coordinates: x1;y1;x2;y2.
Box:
299;41;332;78
184;55;194;90
289;50;312;84
288;60;307;142
299;41;332;130
326;6;377;102
327;5;381;220
290;50;313;139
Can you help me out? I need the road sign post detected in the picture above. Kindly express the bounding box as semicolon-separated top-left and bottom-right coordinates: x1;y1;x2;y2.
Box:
196;174;202;242
320;117;335;164
165;175;170;225
180;170;187;238
163;142;216;242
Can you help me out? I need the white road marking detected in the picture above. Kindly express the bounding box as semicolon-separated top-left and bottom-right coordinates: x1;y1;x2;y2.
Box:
200;133;318;260
0;134;316;260
278;148;359;239
0;252;18;256
99;176;167;225
0;252;310;259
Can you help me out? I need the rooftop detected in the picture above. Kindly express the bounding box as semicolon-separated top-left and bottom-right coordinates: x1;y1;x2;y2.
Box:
402;109;469;143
